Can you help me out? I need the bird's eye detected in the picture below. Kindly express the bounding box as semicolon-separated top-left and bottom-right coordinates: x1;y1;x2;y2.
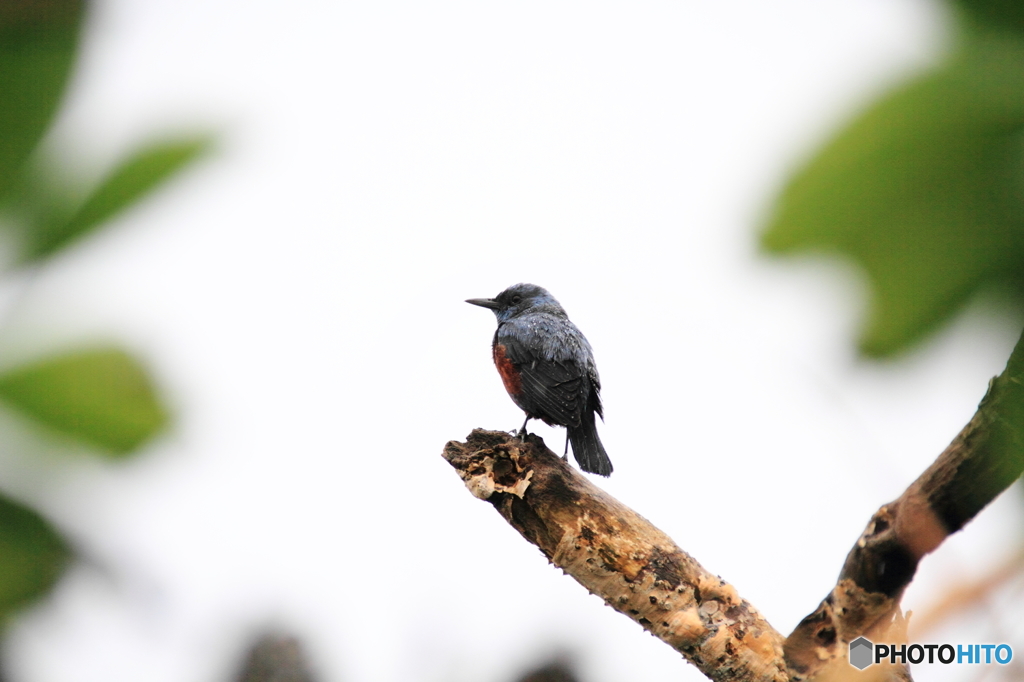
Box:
511;295;522;304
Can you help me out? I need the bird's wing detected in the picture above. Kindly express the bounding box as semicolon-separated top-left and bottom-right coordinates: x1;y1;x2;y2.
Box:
501;339;588;428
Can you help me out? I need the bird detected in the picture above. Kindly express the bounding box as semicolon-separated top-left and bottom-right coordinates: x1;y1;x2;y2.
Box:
466;283;613;476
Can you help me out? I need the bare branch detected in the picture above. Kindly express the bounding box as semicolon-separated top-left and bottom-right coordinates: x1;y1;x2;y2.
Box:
444;333;1024;682
786;332;1024;679
442;430;788;682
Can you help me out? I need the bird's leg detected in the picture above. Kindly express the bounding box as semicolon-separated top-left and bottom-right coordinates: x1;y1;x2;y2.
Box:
517;415;531;439
563;432;570;461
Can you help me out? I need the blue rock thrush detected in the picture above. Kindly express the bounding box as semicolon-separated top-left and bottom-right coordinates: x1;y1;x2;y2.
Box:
467;283;613;476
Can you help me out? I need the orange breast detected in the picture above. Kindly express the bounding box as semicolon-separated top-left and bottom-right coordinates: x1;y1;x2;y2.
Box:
492;343;522;395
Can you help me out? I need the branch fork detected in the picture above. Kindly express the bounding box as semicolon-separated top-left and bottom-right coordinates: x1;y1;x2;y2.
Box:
444;331;1024;681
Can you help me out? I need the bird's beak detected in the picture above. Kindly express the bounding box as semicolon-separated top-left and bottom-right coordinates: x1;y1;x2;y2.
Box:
466;297;500;310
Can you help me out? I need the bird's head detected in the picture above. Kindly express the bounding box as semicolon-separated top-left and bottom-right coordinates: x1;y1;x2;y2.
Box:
466;283;566;322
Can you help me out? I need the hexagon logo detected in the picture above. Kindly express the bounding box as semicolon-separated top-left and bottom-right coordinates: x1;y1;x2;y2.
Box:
849;637;874;670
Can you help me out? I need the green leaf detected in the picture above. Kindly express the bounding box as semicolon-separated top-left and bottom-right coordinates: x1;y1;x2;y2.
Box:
762;32;1024;356
0;348;169;457
954;0;1024;35
0;0;84;200
0;494;71;616
22;135;213;261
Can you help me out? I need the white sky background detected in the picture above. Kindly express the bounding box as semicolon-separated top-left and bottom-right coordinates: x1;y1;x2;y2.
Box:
0;1;1021;681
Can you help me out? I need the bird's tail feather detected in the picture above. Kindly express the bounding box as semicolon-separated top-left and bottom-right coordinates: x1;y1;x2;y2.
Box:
568;412;612;476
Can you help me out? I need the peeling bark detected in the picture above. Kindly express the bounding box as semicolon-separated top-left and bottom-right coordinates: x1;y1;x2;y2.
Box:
443;429;788;682
786;332;1024;680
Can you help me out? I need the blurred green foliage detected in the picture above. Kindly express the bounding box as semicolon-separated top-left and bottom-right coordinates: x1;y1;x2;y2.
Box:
0;0;84;199
0;497;71;616
0;0;210;621
14;136;209;261
0;348;169;455
954;0;1024;33
763;1;1024;357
